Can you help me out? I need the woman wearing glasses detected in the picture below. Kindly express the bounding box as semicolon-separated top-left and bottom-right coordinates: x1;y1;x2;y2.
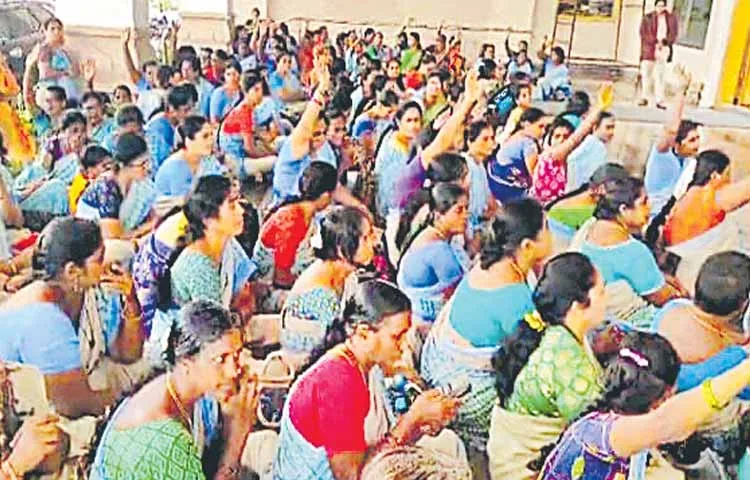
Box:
76;133;156;240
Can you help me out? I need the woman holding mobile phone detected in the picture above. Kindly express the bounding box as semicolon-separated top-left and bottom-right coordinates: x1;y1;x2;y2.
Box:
0;218;145;419
274;279;470;480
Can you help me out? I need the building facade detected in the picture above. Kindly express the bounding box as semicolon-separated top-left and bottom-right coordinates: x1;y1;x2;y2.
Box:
55;0;750;108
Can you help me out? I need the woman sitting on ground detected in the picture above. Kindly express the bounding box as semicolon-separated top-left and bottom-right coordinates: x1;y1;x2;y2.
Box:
545;163;628;252
530;83;613;205
280;206;376;369
538;329;750;479
420;197;552;466
92;300;258;480
254;161;337;291
76;133;156;239
209;60;243;125
14;110;86;227
0;217;144;418
487;107;548;203
155;115;224;201
657;149;750;246
653;251;750;477
274;279;470;480
462;120;498;237
571;176;685;328
133;176;257;341
218;71;276;180
396;183;468;326
488;253;607;479
646;149;750;292
535;46;572;101
167;175;253;316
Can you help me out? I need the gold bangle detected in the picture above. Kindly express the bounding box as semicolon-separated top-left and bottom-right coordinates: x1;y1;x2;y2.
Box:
701;379;726;411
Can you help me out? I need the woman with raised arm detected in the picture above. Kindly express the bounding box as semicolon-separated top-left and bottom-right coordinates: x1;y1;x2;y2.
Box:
538;328;750;479
530;83;613;204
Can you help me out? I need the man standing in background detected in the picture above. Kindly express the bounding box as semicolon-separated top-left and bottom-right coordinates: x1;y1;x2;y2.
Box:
638;0;678;109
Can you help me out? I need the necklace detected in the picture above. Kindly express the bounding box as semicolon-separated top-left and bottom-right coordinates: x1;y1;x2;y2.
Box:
690;308;745;346
605;219;631;238
428;225;447;241
509;258;526;282
166;373;193;432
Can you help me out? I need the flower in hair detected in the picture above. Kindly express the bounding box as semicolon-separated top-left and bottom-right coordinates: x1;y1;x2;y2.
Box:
524;311;546;332
619;347;649;368
310;224;323;249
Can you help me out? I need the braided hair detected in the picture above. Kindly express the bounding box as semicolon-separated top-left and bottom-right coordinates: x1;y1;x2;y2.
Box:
494;253;598;403
528;329;680;471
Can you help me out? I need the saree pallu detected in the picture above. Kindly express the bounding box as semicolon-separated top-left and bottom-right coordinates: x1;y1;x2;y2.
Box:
420;299;498;452
272;399;336;480
569;219;656;329
79;287;150;396
487;403;566;480
14;154;79;220
119;179;157;232
253;221;316;285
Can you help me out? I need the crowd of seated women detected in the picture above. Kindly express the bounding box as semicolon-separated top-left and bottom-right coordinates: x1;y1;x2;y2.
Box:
1;10;750;480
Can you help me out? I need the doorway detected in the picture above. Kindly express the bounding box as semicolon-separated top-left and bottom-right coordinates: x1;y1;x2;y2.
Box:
551;0;642;64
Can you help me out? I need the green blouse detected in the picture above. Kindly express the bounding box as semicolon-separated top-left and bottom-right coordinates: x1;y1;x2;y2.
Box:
171;249;222;305
547;204;596;230
99;419;204;480
505;326;602;421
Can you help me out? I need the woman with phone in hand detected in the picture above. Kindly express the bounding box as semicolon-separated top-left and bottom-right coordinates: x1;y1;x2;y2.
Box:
92;300;261;480
274;279;470;480
0;218;145;419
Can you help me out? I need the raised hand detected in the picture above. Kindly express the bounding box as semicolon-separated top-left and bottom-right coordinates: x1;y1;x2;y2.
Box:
597;82;614;110
82;59;96;84
464;67;482;102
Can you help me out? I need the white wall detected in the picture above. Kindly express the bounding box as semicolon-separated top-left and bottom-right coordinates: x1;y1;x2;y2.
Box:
56;0;144;28
180;0;230;15
671;0;735;107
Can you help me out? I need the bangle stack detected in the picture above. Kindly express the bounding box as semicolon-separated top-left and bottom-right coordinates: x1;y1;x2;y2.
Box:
701;379;727;411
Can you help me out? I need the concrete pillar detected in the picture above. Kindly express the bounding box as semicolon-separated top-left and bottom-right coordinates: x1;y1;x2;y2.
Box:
179;0;234;50
55;0;154;91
